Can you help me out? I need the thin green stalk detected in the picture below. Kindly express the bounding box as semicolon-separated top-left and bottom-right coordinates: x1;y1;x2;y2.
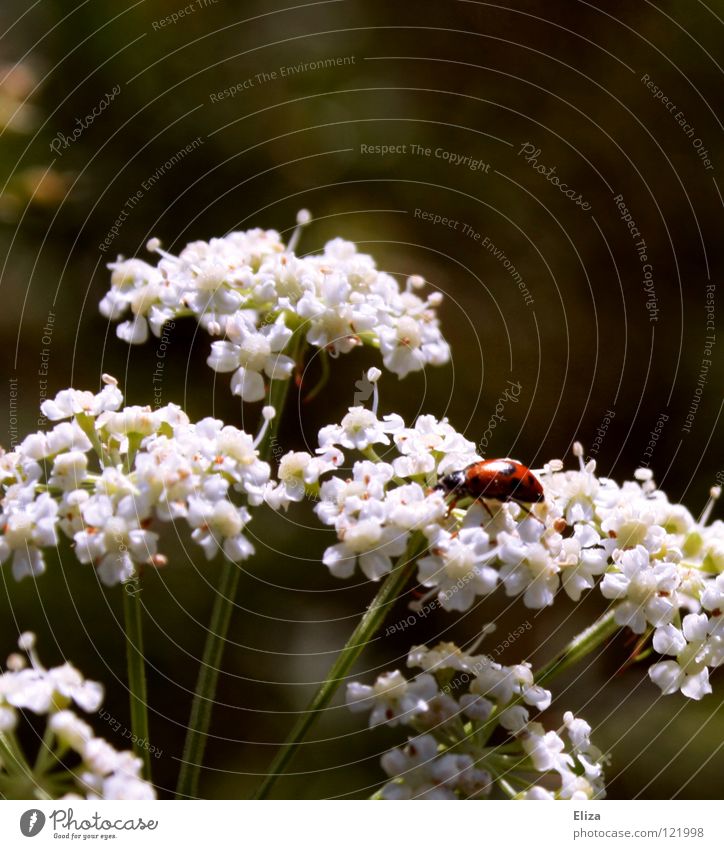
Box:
0;731;31;778
81;411;151;777
175;556;242;798
123;586;151;779
476;608;619;746
302;349;330;402
176;363;300;799
253;533;427;799
535;607;619;686
33;720;57;777
494;775;518;799
257;362;299;460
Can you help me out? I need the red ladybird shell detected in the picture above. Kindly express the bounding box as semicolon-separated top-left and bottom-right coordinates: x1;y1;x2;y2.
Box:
463;458;544;503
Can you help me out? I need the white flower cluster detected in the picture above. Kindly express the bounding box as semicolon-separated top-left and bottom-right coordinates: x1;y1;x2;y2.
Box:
0;377;270;586
269;408;724;701
551;460;724;701
0;633;155;799
346;641;606;800
266;407;479;586
99;215;450;402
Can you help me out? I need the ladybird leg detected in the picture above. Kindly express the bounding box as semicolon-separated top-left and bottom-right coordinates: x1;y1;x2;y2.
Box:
478;499;494;519
619;629;652;673
512;500;545;524
439;494;459;516
513;500;531;516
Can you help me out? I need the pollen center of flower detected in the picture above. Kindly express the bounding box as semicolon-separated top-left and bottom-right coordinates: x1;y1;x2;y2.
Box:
279;452;309;482
104;517;129;549
217;433;256;465
195;268;227;293
396;316;422;348
445;549;475;582
629;571;657;601
5;515;34;546
373;675;406;700
615;521;648;549
237;336;272;370
342;408;376;433
209;501;243;537
678;641;707;674
525;547;553;579
343;520;382;552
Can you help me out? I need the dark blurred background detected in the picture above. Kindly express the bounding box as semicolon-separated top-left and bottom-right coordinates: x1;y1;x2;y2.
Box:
0;0;722;799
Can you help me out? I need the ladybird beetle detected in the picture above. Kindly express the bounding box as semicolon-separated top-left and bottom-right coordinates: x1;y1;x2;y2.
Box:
436;459;544;504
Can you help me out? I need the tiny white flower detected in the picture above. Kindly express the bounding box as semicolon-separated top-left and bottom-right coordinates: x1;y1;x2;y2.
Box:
74;495;158;586
48;451;89;491
264;451;334;510
601;545;679;633
601;503;666;553
0;492;59;580
40;384;123;422
50;710;94;750
520;723;569;773
407;642;490;675
648;613;720;700
188;497;254;562
208;315;294;403
346;670;437;727
323;519;407;581
416;528;498;611
319;407;391;451
498;533;560;610
560;524;608;602
5;663;103;715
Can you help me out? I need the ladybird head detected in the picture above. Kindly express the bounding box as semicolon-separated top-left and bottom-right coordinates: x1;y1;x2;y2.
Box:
434;469;467;495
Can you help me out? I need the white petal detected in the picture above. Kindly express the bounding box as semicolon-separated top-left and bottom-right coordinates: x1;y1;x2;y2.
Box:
652;624;686;656
207;340;240;372
73;681;105;713
230;368;266;403
323;544;356;579
264;354;295;380
648;660;683;695
682;613;709;643
116;317;148;345
359;552;392;581
680;669;712;701
600;572;629;599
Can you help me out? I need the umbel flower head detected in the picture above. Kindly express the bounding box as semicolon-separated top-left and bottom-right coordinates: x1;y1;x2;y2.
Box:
0;376;270;586
0;632;155;799
346;641;606;800
99;212;450;402
266;400;724;702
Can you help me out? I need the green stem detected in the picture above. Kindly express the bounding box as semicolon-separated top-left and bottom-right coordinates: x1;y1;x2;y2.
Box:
33;721;57;777
257;373;296;461
176;346;303;799
477;608;619;746
122;586;151;779
302;349;330;402
75;413;106;461
253;533;427;799
495;775;518;799
535;607;619;686
175;557;242;798
0;731;31;778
